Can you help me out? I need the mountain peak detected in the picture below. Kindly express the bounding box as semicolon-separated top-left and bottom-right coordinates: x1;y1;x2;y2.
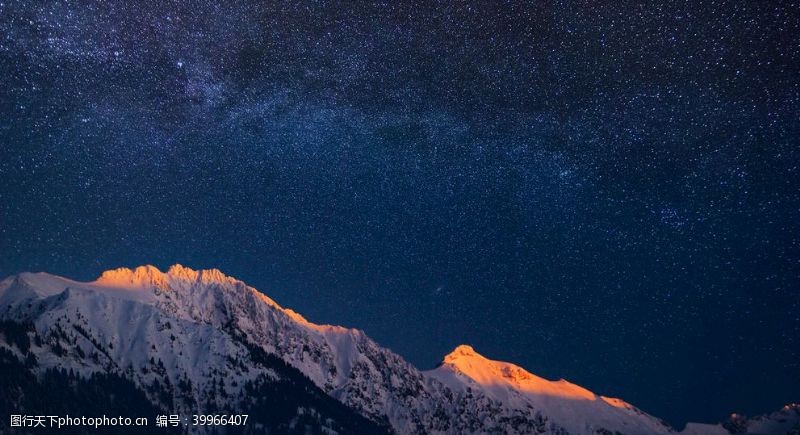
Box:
434;344;597;402
95;265;168;288
444;344;480;360
166;264;233;284
95;264;236;288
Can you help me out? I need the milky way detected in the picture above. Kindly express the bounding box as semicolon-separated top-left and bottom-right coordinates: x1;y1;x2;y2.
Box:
1;0;798;426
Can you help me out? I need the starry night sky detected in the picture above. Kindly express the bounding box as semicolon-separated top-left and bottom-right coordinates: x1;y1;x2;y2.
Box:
1;0;798;427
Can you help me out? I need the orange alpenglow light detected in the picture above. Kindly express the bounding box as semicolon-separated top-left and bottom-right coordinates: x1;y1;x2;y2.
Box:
440;344;632;407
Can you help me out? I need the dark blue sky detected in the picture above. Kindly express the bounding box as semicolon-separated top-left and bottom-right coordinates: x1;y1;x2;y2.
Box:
1;0;798;427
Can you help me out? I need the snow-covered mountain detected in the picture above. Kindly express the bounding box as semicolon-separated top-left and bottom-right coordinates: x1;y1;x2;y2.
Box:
427;344;671;434
0;265;796;434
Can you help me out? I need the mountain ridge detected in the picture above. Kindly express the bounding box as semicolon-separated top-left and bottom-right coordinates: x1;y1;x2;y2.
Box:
0;264;797;434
